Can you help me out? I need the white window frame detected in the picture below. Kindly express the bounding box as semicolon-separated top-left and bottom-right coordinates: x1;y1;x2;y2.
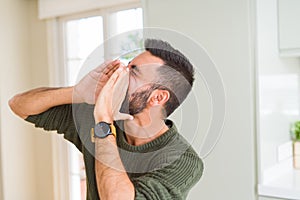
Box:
46;2;142;200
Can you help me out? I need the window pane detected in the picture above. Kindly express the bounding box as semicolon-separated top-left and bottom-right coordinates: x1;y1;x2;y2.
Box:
67;59;82;85
110;8;144;64
66;16;103;85
116;8;143;34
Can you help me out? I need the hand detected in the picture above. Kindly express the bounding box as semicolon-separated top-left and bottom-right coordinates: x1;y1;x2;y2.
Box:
94;66;133;123
73;60;121;104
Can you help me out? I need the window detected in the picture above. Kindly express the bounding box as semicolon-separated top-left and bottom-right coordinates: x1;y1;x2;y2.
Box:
59;6;143;200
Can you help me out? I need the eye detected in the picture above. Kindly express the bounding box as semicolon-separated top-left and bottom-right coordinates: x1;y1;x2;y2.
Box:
129;64;140;78
131;65;137;69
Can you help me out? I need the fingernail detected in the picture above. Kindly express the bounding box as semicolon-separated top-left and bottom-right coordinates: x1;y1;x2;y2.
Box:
113;60;120;65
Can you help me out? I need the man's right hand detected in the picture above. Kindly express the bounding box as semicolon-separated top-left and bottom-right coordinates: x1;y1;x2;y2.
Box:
9;60;122;119
73;60;121;104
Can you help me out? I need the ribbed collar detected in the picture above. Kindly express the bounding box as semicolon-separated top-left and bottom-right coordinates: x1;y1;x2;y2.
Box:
116;120;179;153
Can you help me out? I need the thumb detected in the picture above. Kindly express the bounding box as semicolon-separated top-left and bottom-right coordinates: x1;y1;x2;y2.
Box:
93;59;114;73
115;113;134;121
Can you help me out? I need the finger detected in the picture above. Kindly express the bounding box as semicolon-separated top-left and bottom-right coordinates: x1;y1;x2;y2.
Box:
99;66;127;105
114;67;129;87
94;66;124;104
91;61;120;83
115;113;134;121
99;62;120;80
102;67;124;91
112;69;129;110
103;64;120;78
110;69;129;102
92;60;112;73
94;60;120;73
114;67;128;83
102;60;120;73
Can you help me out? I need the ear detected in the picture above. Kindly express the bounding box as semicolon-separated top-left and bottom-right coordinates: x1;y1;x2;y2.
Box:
148;89;170;107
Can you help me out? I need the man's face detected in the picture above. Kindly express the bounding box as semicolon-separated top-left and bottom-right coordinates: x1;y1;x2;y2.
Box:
120;51;164;115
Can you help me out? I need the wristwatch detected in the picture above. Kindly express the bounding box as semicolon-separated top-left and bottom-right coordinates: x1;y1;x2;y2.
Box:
90;122;116;142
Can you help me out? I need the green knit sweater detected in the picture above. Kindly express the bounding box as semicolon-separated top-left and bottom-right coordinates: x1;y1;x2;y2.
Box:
26;103;203;200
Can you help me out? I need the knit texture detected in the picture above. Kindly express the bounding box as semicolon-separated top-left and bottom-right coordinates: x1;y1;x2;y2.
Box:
26;103;203;200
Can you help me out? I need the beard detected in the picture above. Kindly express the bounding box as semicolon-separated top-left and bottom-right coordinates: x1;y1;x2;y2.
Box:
120;87;153;115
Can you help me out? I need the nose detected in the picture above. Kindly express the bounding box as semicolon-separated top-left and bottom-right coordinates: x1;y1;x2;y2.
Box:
127;63;132;70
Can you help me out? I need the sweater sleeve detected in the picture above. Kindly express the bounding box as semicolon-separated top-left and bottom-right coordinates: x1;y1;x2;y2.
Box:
132;151;204;200
25;104;82;151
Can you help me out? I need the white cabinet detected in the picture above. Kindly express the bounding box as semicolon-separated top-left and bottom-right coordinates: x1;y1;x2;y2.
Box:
278;0;300;56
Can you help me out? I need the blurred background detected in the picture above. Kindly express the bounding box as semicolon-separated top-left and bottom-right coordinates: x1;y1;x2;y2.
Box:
0;0;300;199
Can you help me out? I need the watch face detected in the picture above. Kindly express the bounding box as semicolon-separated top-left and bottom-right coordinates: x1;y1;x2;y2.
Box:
94;122;111;138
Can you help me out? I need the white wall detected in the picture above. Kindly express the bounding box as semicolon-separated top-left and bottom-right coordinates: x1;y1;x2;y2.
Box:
142;0;256;199
0;0;36;199
28;1;56;200
0;0;52;199
0;85;3;199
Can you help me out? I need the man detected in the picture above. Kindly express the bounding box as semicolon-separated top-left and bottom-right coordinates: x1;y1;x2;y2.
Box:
9;39;203;199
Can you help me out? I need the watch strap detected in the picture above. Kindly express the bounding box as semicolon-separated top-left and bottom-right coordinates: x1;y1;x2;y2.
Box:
110;124;117;138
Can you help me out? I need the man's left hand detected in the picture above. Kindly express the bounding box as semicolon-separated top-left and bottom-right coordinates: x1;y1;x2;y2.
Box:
94;65;133;124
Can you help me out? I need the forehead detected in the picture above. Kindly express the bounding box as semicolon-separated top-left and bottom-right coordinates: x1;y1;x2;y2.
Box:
129;51;164;67
127;51;165;82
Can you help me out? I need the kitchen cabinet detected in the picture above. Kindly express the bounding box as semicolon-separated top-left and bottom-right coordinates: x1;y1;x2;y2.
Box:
278;0;300;56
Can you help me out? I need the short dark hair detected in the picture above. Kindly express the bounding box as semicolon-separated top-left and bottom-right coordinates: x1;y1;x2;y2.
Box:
145;39;195;117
